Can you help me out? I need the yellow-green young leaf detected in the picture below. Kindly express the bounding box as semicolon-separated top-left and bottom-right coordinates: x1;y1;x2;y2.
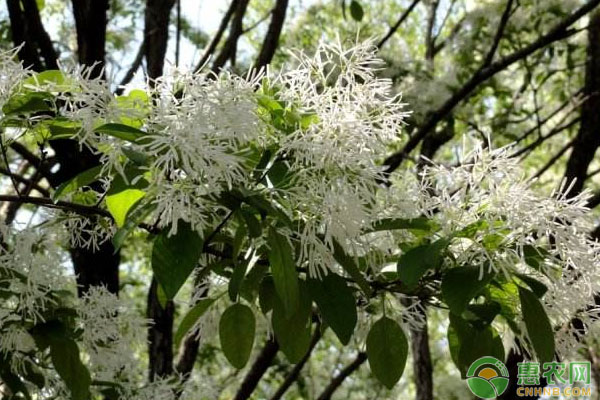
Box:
49;339;91;400
175;298;217;348
52;165;103;201
366;317;408;389
307;273;357;345
219;303;256;369
442;266;494;314
518;287;555;364
272;282;312;363
106;188;145;227
267;227;299;317
151;223;203;299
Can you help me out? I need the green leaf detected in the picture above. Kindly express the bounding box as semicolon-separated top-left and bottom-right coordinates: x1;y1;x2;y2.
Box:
52;165;103;201
518;287;555;364
240;207;262;238
50;339;91;400
448;314;504;377
397;239;448;288
112;203;155;250
307;273;357;345
516;274;548;298
2;91;53;115
258;276;276;314
365;217;437;234
268;227;299;317
175;297;217;348
366;317;408;389
442;266;494;314
349;0;364;21
229;260;250;302
522;245;548;271
95;123;147;143
272;282;312;363
332;239;373;296
151;223;203;299
105;173;147;227
219;303;256;369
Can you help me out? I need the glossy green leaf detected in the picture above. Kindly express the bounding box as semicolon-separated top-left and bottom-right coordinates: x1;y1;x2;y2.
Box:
516;274;548;298
442;266;494;314
229;260;249;302
366;317;408;389
3;91;53;115
175;297;217;348
151;223;203;299
259;276;276;314
268;227;299;317
397;239;448;288
307;273;357;345
272;282;312;363
332;238;372;296
448;314;504;377
50;339;91;400
106;188;145;227
519;286;555;364
52;165;102;201
95;123;147;142
219;303;256;369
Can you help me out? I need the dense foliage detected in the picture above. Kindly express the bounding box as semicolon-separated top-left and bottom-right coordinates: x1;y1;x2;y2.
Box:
2;1;600;399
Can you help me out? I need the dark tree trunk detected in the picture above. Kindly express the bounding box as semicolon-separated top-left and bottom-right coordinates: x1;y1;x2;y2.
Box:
6;0;45;71
147;280;175;380
563;10;600;197
145;0;176;80
72;0;109;78
212;0;250;72
255;0;289;70
144;0;177;380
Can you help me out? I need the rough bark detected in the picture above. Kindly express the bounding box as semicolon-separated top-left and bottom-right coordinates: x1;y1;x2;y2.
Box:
562;10;600;197
143;0;178;381
147;280;175;380
71;0;109;78
233;338;280;400
255;0;289;70
212;0;250;72
145;0;176;80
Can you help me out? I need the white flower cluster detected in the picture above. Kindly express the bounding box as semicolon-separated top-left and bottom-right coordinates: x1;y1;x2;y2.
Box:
264;39;409;276
384;142;600;358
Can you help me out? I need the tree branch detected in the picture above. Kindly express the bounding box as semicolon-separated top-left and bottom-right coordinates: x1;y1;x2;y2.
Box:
233;338;279;400
193;0;238;73
116;39;146;95
316;352;367;400
212;0;250;72
255;0;289;70
269;326;321;400
0;167;49;196
482;0;515;68
377;0;421;49
383;0;600;174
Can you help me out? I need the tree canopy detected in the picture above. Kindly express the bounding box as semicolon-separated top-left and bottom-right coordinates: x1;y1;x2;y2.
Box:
1;1;600;400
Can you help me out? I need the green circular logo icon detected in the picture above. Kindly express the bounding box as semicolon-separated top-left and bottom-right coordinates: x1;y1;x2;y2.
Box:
466;356;510;399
